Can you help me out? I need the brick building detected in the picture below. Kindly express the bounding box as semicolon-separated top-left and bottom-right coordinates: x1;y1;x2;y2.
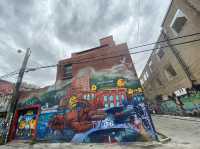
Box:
8;36;157;143
56;35;137;82
140;0;200;102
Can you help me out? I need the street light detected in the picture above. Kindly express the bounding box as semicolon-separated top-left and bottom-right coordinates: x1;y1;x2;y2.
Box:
17;49;22;54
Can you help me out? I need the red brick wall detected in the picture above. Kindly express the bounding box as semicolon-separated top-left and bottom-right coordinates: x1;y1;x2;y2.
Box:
56;36;137;81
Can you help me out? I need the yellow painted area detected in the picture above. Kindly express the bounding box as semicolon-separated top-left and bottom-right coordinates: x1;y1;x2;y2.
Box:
128;88;134;95
29;119;36;129
19;120;26;129
91;84;97;91
117;79;125;88
69;96;78;108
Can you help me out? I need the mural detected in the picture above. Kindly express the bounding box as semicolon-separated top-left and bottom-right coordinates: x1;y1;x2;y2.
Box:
159;92;200;115
15;109;37;139
0;82;13;144
0;113;7;144
15;61;157;143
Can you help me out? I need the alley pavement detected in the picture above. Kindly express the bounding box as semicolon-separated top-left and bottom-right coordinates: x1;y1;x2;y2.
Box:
152;115;200;145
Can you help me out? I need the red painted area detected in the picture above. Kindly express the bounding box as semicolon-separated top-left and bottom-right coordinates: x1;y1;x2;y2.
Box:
97;89;127;108
78;88;127;109
65;108;106;133
0;81;13;95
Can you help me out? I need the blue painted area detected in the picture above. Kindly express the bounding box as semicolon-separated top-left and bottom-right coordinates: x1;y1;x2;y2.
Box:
36;108;75;141
72;125;140;143
35;94;157;142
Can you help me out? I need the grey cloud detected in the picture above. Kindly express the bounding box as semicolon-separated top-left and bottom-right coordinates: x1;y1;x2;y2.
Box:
0;0;171;86
54;0;134;47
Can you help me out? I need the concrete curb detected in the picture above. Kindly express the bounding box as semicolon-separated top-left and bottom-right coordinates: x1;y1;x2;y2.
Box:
156;131;171;143
1;142;165;149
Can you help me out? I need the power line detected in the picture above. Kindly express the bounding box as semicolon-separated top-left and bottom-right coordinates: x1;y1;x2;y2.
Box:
129;32;200;50
70;38;200;64
61;32;200;64
2;38;200;79
1;32;200;79
0;70;20;79
1;37;200;80
0;32;199;73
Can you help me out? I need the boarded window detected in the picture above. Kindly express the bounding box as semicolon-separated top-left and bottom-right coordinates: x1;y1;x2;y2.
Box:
164;64;177;80
170;9;187;34
156;78;162;86
157;48;165;59
63;64;72;79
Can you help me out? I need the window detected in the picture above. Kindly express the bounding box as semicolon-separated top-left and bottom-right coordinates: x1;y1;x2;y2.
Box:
156;78;162;86
149;60;153;73
143;73;147;81
156;46;165;59
109;96;114;107
87;94;90;100
145;71;149;80
104;96;108;108
158;49;165;59
143;70;149;81
63;64;72;79
164;64;177;80
116;95;120;106
121;94;125;102
170;9;188;34
140;78;144;85
155;45;165;60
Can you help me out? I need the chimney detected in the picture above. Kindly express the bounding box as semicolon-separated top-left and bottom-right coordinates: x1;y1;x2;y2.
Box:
100;35;115;47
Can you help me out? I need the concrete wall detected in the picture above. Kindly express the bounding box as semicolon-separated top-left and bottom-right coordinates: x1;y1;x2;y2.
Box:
140;0;200;102
163;0;200;84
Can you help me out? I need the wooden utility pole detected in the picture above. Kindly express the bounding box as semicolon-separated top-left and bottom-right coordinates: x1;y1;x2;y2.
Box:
5;48;31;143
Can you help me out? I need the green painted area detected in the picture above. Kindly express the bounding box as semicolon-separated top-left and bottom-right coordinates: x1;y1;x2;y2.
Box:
24;97;39;105
181;94;200;111
180;97;195;111
160;100;178;113
17;83;71;109
90;75;140;90
160;93;200;113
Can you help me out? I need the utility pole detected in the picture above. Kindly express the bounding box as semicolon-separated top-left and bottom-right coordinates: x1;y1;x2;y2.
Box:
4;48;31;144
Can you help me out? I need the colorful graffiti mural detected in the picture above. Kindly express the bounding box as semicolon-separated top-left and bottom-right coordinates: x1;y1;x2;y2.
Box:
15;62;156;143
159;92;200;115
15;109;37;139
0;113;7;144
0;81;13;144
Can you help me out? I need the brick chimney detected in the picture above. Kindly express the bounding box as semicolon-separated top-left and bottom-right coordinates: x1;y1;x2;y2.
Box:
100;35;115;47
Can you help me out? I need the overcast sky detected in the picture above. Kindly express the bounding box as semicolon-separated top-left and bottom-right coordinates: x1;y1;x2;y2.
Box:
0;0;171;87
